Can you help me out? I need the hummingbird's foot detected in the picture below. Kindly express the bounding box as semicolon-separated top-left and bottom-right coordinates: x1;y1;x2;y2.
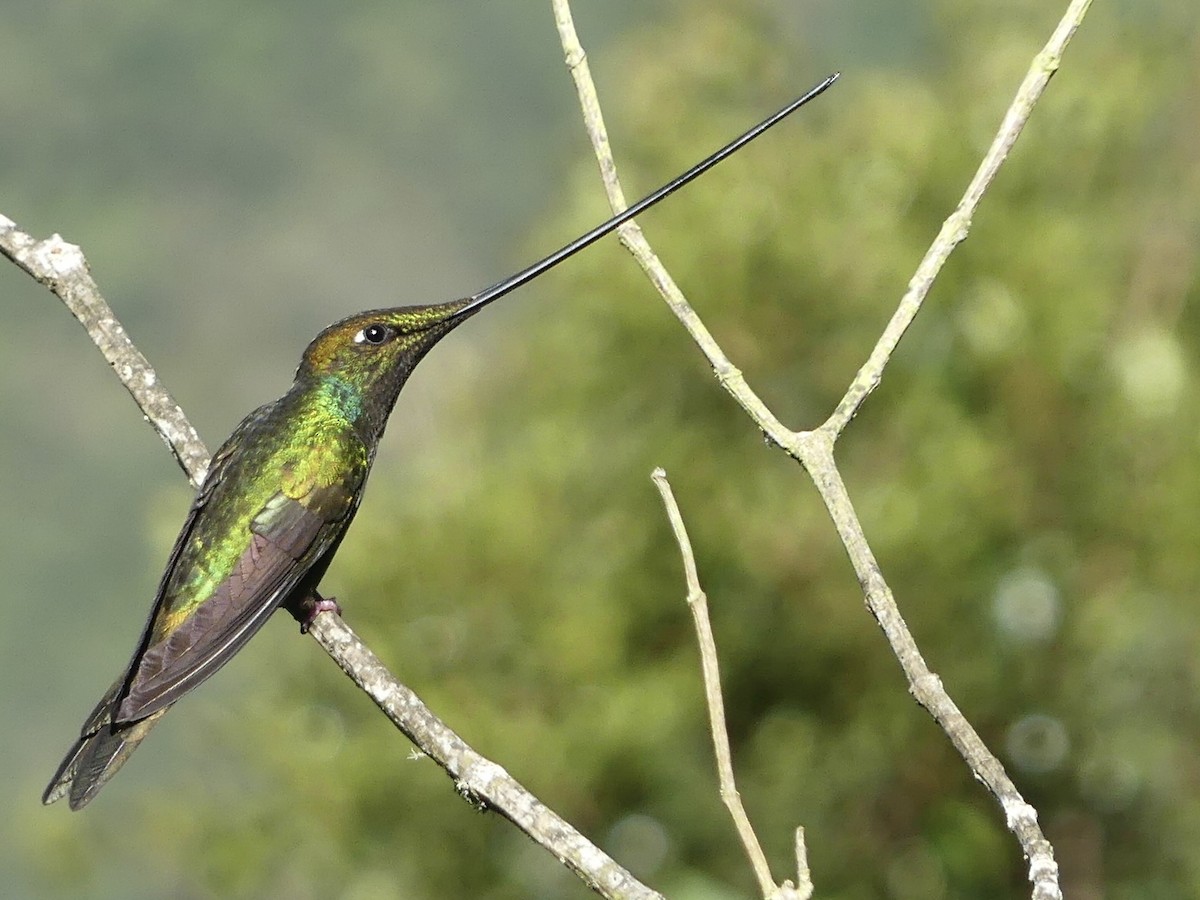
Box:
288;592;343;634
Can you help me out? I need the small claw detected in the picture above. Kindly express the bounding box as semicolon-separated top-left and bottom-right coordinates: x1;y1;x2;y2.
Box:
290;593;342;634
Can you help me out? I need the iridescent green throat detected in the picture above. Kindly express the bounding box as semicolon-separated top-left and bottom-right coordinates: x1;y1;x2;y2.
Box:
312;374;364;424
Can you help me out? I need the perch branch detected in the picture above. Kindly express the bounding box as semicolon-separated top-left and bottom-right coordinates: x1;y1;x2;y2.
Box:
0;214;662;900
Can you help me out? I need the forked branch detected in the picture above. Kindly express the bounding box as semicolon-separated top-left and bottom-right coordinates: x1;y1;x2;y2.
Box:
553;1;1092;897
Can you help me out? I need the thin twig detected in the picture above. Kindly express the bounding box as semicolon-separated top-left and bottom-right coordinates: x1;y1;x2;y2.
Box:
793;828;813;900
651;468;785;899
1;213;663;900
553;1;1091;897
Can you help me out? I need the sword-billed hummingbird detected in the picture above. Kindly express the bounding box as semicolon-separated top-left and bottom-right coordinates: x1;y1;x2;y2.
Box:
44;74;838;809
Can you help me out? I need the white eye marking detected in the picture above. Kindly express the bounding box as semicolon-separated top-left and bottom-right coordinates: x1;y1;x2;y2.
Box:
354;323;390;345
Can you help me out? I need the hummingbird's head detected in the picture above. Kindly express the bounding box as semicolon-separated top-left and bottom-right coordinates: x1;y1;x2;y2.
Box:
296;298;477;438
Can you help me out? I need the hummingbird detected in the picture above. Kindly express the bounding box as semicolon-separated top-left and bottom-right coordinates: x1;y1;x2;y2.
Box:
43;74;838;810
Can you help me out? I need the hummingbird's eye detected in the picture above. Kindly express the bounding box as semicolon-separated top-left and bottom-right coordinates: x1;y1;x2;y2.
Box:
354;323;391;345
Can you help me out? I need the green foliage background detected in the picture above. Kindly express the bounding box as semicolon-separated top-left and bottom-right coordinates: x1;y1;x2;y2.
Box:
3;0;1198;897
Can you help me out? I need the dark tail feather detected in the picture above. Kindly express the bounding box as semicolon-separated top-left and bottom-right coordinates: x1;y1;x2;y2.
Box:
43;679;168;810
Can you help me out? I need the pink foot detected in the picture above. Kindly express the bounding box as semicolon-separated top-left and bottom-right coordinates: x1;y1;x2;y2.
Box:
290;592;342;634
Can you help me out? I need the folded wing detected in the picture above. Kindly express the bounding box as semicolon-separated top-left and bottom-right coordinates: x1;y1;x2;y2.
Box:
115;439;364;723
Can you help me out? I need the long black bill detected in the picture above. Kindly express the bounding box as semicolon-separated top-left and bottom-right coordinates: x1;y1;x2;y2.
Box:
450;71;839;321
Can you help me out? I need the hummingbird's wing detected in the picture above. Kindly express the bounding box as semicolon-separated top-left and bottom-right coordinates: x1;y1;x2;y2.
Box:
46;409;367;808
116;497;342;721
113;418;368;723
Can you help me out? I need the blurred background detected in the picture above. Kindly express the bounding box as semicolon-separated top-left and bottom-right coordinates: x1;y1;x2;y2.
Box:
1;0;1197;897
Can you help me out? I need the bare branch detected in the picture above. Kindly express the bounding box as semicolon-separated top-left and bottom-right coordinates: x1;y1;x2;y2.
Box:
554;1;1093;897
823;0;1095;435
793;828;813;900
651;468;784;899
551;0;791;443
2;210;662;900
794;434;1061;897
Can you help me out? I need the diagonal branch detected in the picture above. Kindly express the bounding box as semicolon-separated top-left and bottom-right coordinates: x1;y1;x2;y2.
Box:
823;0;1095;436
553;1;1092;898
0;216;663;900
793;432;1060;895
551;2;793;444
